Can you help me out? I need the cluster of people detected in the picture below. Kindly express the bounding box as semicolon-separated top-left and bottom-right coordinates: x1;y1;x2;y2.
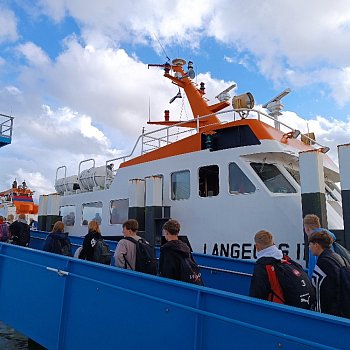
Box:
250;213;349;318
42;212;350;318
43;217;203;285
0;213;31;247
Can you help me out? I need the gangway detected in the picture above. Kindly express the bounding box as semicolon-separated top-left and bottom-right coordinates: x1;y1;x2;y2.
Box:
0;234;350;349
0;113;14;148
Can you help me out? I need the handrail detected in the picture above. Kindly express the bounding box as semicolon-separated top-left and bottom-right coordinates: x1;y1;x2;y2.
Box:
63;106;330;192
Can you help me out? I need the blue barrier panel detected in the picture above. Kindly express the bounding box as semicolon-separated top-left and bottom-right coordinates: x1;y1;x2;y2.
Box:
1;243;350;349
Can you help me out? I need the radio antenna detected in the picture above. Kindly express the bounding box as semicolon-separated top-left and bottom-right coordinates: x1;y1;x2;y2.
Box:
153;32;170;62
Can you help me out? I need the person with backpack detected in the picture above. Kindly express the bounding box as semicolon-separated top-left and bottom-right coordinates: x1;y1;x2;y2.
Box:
249;230;314;310
43;221;72;256
303;214;338;278
309;230;345;317
80;220;111;264
0;215;10;242
159;219;203;285
114;219;157;274
9;214;30;247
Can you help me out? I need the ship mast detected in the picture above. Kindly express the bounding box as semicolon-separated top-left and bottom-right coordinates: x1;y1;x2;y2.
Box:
148;58;230;128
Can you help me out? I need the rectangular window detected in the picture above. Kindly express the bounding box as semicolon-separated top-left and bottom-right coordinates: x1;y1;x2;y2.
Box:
82;202;103;225
229;163;256;194
110;199;129;224
251;162;296;193
60;205;76;226
199;165;219;197
171;170;190;200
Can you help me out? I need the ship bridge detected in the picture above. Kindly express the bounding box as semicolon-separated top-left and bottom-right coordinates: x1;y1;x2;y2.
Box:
0;113;14;148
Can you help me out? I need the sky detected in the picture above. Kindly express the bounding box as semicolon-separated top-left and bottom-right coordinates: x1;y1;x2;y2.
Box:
0;0;350;200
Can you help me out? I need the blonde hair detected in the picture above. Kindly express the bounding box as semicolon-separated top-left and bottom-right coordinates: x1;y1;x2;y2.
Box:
88;220;101;234
52;221;64;232
303;214;321;230
254;230;273;249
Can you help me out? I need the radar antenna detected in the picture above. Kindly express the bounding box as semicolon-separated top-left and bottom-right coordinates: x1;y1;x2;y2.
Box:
262;88;291;130
215;84;237;102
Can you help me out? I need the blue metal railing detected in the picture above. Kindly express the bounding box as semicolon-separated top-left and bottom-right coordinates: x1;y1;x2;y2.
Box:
0;235;349;349
0;113;14;148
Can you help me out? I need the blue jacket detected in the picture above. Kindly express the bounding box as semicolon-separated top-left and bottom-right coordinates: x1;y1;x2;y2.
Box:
43;231;71;255
308;228;336;278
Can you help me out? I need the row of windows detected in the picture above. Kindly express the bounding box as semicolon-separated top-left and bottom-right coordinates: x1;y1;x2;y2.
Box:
60;161;298;225
171;162;297;200
60;199;129;227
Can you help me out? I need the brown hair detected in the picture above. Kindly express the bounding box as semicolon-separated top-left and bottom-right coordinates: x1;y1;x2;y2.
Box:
52;221;64;233
88;220;101;234
309;230;333;249
254;230;273;248
163;219;180;235
122;219;138;232
303;214;321;230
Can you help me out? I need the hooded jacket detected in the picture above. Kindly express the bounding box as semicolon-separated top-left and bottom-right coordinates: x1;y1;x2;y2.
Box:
159;239;191;281
43;231;71;255
249;245;284;300
307;228;336;278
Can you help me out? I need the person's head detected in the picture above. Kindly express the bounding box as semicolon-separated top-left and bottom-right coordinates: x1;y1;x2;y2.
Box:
122;219;138;236
88;220;101;234
18;213;26;222
52;221;64;233
303;214;321;236
308;230;333;256
254;230;274;252
162;219;180;241
0;216;4;223
7;214;14;223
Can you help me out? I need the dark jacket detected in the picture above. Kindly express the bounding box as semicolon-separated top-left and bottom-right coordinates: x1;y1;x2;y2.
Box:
9;220;30;246
159;239;191;281
81;230;102;261
312;248;344;317
43;231;71;255
249;256;281;300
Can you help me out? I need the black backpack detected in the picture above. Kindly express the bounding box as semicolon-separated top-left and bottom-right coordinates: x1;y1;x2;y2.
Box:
266;256;315;309
177;255;203;286
326;255;350;318
18;223;30;247
93;239;112;265
124;237;158;275
333;242;350;266
52;238;72;256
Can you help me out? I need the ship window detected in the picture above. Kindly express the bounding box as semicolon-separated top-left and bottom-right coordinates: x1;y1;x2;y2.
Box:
171;170;190;200
229;163;256;194
110;199;129;224
251;162;296;193
60;206;75;226
82;202;103;225
199;165;219;197
285;167;300;185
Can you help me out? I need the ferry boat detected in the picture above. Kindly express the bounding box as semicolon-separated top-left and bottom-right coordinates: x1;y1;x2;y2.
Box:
0;179;38;221
38;58;344;265
1;59;350;350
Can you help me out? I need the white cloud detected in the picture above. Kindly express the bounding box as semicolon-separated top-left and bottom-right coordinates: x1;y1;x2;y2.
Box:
0;7;18;43
16;42;51;66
